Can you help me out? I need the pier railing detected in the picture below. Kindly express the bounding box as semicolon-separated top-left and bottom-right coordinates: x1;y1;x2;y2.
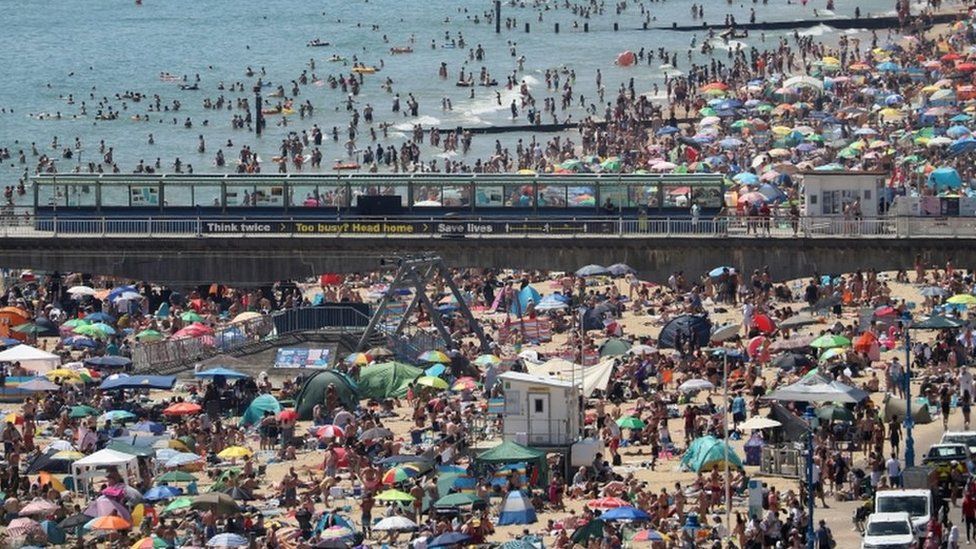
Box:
0;215;973;238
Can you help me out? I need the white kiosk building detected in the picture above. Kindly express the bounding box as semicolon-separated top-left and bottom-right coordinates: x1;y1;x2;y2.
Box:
498;371;581;447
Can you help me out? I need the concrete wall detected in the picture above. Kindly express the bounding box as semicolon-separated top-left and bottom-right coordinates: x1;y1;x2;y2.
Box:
0;235;972;284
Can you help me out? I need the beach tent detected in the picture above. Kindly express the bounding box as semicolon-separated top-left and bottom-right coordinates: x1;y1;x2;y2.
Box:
71;448;139;492
571;519;606;544
510;286;542;316
358;361;424;400
679;435;743;472
498;490;537;525
476;441;548;485
0;345;60;373
240;394;281;426
294;370;359;420
883;395;933;425
599;338;631;357
762;373;867;404
658;315;712;349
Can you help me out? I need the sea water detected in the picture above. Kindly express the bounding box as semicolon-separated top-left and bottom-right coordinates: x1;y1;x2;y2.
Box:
0;0;909;180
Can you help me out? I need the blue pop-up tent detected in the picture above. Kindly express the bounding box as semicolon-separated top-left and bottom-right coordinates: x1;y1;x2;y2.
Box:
498;490;537;525
509;286;542;316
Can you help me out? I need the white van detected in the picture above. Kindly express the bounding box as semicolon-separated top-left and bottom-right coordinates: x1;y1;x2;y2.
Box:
875;489;931;538
941;431;976;456
861;512;917;549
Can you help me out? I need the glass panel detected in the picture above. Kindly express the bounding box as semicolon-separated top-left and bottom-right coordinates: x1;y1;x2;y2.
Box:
534;184;560;207
127;184;158;207
163;185;193;207
253;185;285;207
64;183;98;207
475;185;505;207
441;185;471;208
566;185;595;208
632;185;659;209
352;183;408;206
692;185;723;208
412;184;442;207
37;184;63;207
291;185;320;207
226;185;254;207
193;185;222;207
321;184;348;208
101;185;129;207
662;185;692;208
601;185;629;209
508;183;537;207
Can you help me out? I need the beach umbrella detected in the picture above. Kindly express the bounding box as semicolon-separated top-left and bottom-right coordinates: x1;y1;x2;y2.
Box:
948;294;976;306
599;338;631;357
373;516;417;532
180;311;204;323
59;512;93;529
928;167;963;190
429;532;471;548
737;191;766;206
366;346;394;359
359;427;394;441
816;404;855;422
51;449;85;461
809;334;851;348
64;336;98;349
434;492;482;508
143;485;183;502
418;350;450;363
949;137;976;156
7;517;44;538
656;125;679;136
818;347;847;362
633;529;668;542
772;353;814;371
451;377;479;391
156;471;197;483
68;286;97;297
628;344;657;355
382;465;421;485
216;446;253;460
222;487;254;501
164;452;203;468
601;505;651;522
162;497;193;514
68;405;100;418
678;379;715;392
473;354;501;367
344;352;371;366
375;489;415;502
575;264;610;277
194;367;248;379
207;533;248;547
131;536;171;549
733;172;759;185
19;499;60;516
919;286;949;297
587;497;628;510
17;378;61;392
912;315;964;329
99;410;137;423
85;496;131;520
191;493;240;514
424;363;447;377
415;376;449;390
616;416;645;430
163;402;202;416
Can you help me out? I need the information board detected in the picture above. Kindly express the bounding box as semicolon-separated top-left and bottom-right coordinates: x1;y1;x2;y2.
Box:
273;348;332;369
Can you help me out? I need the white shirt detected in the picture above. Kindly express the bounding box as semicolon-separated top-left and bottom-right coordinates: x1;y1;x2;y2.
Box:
886;457;901;478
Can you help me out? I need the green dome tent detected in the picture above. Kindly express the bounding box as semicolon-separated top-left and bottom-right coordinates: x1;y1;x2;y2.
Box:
240;394;281;426
679;435;743;472
358;361;424;400
295;370;359;420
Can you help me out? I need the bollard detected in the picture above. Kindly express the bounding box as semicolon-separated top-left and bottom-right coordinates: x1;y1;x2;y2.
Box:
613;22;618;31
525;22;530;32
554;22;559;33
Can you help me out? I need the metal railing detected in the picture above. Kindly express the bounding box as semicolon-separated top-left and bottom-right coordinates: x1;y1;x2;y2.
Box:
2;215;975;238
132;314;273;372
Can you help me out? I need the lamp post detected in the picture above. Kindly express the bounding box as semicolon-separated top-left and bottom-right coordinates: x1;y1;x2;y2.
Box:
903;318;915;468
803;406;816;549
